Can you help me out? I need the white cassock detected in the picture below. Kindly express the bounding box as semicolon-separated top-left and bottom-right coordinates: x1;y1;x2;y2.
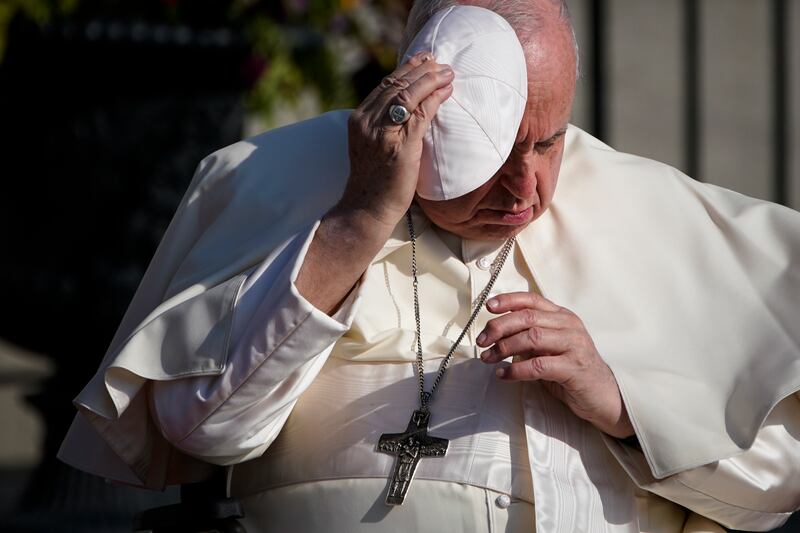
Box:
58;110;800;532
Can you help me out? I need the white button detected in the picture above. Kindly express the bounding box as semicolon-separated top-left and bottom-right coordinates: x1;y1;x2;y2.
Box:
477;256;492;270
495;494;511;508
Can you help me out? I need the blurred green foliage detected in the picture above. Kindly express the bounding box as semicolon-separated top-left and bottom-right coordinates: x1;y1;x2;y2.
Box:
0;0;410;121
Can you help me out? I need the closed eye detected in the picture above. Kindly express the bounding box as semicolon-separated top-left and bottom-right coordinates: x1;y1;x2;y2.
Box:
533;129;567;154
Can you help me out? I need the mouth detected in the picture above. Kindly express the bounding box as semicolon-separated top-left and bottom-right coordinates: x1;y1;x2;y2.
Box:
479;206;534;225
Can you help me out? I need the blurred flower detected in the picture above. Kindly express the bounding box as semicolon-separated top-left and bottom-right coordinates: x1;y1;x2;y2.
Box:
287;0;310;14
0;0;411;121
329;12;349;35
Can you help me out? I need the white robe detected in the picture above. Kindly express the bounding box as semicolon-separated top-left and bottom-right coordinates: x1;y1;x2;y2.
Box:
57;110;800;531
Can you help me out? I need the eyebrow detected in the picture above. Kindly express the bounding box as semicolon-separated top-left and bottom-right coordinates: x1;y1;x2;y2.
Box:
537;126;569;144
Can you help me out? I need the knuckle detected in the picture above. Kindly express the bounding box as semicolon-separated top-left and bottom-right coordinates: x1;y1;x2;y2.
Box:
395;88;413;107
530;357;548;375
421;70;437;82
572;341;592;363
414;103;431;121
416;60;436;74
495;340;510;357
575;331;592;350
523;308;537;326
526;326;543;345
393;77;410;90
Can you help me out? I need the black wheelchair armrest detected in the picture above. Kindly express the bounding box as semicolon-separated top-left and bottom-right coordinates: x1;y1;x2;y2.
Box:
133;467;247;533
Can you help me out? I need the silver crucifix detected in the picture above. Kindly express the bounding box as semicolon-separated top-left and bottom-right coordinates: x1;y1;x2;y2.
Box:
377;409;449;505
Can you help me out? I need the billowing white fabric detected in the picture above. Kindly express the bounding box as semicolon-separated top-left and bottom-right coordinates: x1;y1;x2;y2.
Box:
401;5;528;200
56;109;800;531
152;203;798;532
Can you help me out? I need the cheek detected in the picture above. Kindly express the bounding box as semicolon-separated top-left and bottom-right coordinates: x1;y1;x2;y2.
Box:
541;148;565;202
448;181;499;221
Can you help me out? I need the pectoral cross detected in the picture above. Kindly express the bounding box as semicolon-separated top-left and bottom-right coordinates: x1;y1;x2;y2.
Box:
377;409;449;505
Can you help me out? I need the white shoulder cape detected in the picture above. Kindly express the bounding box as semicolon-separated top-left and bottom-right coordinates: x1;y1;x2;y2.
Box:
58;109;800;489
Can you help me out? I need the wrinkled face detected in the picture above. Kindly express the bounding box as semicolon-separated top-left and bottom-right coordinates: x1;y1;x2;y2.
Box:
417;22;577;241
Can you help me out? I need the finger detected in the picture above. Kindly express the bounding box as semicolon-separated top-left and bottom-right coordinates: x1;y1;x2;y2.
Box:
369;64;454;127
393;50;436;80
486;292;562;314
368;52;447;101
405;64;455;105
402;82;454;141
477;309;565;348
395;56;449;88
360;51;434;109
480;327;578;363
495;355;571;383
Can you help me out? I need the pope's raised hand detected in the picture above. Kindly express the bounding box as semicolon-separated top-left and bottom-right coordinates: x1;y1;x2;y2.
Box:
477;292;636;439
339;51;455;230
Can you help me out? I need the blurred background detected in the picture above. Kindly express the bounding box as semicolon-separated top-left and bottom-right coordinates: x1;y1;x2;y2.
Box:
0;0;797;531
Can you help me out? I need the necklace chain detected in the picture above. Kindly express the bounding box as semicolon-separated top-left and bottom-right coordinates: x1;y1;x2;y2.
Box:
406;210;515;410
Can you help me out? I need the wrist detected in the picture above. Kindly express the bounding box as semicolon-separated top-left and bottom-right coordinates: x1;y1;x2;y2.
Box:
335;188;410;233
604;403;635;439
296;204;394;316
313;203;398;271
327;200;400;242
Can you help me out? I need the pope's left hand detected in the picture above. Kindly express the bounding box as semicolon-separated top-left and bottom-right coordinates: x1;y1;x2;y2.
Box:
477;292;635;439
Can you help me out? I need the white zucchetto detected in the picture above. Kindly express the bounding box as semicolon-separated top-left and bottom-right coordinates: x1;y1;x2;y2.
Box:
401;5;528;201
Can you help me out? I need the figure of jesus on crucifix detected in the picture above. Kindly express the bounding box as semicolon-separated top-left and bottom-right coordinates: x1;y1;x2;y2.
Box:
378;409;449;505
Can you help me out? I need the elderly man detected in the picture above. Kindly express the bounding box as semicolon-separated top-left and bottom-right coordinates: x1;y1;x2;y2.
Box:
59;1;800;532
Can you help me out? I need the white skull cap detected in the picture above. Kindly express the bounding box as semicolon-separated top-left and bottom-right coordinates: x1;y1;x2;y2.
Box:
401;5;528;201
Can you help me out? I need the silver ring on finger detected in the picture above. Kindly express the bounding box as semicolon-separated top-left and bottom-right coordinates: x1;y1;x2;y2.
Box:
388;104;411;125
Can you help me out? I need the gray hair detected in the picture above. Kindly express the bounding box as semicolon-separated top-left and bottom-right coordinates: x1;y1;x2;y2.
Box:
398;0;579;75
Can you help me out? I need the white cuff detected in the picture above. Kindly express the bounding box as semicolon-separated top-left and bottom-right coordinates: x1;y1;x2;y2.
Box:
152;220;364;462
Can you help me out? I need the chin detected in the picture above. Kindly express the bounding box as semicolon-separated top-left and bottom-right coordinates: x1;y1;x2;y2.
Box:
460;221;531;241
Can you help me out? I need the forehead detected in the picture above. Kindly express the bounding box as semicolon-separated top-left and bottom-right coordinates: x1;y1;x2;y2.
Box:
518;25;576;138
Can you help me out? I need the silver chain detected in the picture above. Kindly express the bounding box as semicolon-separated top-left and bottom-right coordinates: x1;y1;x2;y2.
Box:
406;210;515;410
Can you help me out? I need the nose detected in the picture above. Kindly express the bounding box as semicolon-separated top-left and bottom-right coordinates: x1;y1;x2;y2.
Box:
498;149;539;200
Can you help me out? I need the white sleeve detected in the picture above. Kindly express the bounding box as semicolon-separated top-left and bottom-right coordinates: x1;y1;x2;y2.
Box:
603;393;800;532
150;220;362;465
